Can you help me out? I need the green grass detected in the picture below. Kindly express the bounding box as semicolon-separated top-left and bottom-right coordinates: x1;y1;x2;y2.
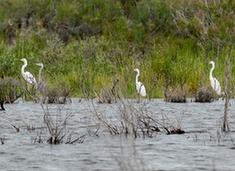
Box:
0;0;234;98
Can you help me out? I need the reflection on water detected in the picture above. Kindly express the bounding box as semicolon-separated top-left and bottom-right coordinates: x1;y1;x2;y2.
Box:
0;99;235;171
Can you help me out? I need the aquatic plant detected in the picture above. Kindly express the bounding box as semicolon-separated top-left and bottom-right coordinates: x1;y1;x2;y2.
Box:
96;78;120;104
10;124;20;133
0;137;6;145
164;86;187;103
92;99;185;138
0;77;22;110
44;79;71;104
195;86;216;103
40;103;85;144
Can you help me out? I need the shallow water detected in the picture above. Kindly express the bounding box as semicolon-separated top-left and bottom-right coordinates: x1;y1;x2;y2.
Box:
0;99;235;171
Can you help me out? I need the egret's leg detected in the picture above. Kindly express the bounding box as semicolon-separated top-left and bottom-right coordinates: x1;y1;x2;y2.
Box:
24;83;28;101
24;83;35;101
138;94;140;103
31;85;35;102
32;85;39;103
29;84;33;100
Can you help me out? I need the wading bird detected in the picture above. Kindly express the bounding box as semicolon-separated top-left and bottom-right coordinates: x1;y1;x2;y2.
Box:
35;63;46;94
35;63;44;82
20;58;37;86
134;68;147;98
209;61;221;96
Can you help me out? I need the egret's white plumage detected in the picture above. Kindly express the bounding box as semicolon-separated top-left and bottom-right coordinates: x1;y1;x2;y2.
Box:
20;58;37;86
134;68;147;97
209;61;221;95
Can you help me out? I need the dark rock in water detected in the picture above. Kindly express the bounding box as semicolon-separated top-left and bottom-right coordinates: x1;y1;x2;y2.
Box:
165;87;187;103
195;87;216;103
168;128;185;135
0;102;5;111
47;95;70;104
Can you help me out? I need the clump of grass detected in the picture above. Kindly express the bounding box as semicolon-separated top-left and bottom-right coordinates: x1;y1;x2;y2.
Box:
45;87;70;104
164;86;187;103
0;77;22;102
44;80;71;104
195;86;216;103
2;20;16;45
96;78;120;104
0;77;23;110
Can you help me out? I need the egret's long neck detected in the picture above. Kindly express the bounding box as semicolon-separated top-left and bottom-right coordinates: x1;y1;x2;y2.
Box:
136;71;140;83
21;61;27;75
210;64;215;80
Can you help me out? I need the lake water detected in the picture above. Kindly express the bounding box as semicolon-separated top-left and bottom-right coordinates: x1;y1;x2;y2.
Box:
0;99;235;171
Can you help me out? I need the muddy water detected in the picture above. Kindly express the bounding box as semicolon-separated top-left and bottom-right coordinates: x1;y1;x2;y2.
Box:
0;99;235;171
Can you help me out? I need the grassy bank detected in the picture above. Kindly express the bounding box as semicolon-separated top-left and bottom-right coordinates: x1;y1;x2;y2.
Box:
0;0;234;98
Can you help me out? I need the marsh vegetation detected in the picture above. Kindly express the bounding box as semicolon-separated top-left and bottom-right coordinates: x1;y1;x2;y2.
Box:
0;0;234;98
0;0;235;170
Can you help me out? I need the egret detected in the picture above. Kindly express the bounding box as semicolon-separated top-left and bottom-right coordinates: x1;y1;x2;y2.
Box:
20;58;37;86
134;68;147;97
209;61;221;96
35;63;46;94
35;63;44;82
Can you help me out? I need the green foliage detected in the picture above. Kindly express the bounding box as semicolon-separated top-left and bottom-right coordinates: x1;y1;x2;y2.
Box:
0;0;234;97
132;0;171;31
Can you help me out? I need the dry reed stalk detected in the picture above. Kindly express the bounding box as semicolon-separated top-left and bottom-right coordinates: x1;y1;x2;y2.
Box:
222;47;232;132
92;99;185;138
40;102;84;144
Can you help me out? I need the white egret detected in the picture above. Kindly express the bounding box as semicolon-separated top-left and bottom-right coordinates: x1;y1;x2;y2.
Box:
35;63;44;82
134;68;147;97
35;63;46;94
209;61;221;95
20;58;37;86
